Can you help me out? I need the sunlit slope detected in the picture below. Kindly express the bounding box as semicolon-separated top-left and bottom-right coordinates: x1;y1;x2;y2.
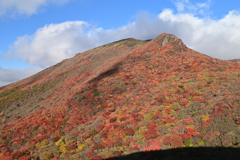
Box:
0;33;240;160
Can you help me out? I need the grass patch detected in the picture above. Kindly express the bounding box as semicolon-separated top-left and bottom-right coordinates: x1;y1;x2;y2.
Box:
132;82;137;85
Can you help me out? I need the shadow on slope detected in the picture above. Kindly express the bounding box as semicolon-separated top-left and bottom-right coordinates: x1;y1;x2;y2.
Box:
88;61;122;84
106;147;239;160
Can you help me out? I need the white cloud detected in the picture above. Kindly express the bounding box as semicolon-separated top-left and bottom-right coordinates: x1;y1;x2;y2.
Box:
8;9;240;69
8;21;92;68
0;0;70;16
0;67;41;87
172;0;212;16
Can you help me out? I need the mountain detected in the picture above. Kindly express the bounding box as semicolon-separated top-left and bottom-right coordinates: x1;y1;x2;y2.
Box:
229;59;240;64
1;33;240;160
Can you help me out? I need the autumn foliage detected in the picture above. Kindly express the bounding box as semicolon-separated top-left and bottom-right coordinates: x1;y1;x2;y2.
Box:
0;33;240;159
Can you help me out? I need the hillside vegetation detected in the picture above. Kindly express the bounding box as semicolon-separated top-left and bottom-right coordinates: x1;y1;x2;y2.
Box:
0;33;240;159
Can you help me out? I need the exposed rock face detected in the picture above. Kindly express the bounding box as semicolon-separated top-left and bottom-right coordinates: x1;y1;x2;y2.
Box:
154;33;186;52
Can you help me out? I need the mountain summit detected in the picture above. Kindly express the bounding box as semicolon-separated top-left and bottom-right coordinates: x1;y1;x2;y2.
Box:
1;33;240;160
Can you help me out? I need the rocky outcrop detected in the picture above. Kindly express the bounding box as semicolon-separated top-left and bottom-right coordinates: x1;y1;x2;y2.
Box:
154;33;186;52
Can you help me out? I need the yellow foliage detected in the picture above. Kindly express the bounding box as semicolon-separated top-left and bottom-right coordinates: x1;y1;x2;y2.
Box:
139;126;147;131
55;139;64;146
100;150;113;158
164;106;170;109
119;110;124;114
186;125;195;129
164;123;171;127
59;144;67;153
113;146;124;151
188;82;195;86
123;135;129;141
137;126;147;134
78;144;85;151
36;139;49;149
145;113;153;120
201;114;210;122
136;134;144;140
165;133;171;137
43;151;52;156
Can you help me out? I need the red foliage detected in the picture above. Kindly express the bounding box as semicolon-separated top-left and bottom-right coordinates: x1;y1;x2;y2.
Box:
114;151;123;156
186;128;196;135
102;112;111;116
174;107;180;111
86;151;94;158
120;116;128;122
96;123;105;132
92;144;104;150
179;98;189;106
124;128;135;136
147;124;157;130
81;132;92;141
201;120;211;129
163;134;183;147
66;144;77;151
51;136;60;142
54;130;63;136
166;99;175;104
130;146;140;151
90;156;103;160
109;117;117;123
108;108;116;112
165;108;171;114
142;128;158;140
144;145;161;151
152;113;160;119
183;118;195;125
100;130;108;138
161;115;174;124
146;141;162;147
19;156;31;160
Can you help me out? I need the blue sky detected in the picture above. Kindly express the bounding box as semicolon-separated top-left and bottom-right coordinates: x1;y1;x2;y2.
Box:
0;0;240;86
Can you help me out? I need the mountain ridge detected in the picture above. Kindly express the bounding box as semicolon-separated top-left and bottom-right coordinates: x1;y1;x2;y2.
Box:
1;33;240;159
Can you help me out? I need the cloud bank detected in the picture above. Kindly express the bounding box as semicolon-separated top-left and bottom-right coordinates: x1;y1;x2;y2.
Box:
0;0;70;16
8;21;90;68
8;9;240;69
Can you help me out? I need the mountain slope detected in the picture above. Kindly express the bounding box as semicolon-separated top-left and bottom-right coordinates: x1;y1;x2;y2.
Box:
1;33;240;160
229;58;240;64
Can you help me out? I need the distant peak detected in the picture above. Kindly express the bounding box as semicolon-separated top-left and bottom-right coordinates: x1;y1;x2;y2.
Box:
154;33;186;52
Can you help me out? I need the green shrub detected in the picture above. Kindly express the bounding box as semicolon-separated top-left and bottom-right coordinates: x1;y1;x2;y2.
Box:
90;130;98;136
33;127;38;131
132;82;137;85
184;139;193;146
198;141;204;146
200;129;207;134
93;90;100;96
